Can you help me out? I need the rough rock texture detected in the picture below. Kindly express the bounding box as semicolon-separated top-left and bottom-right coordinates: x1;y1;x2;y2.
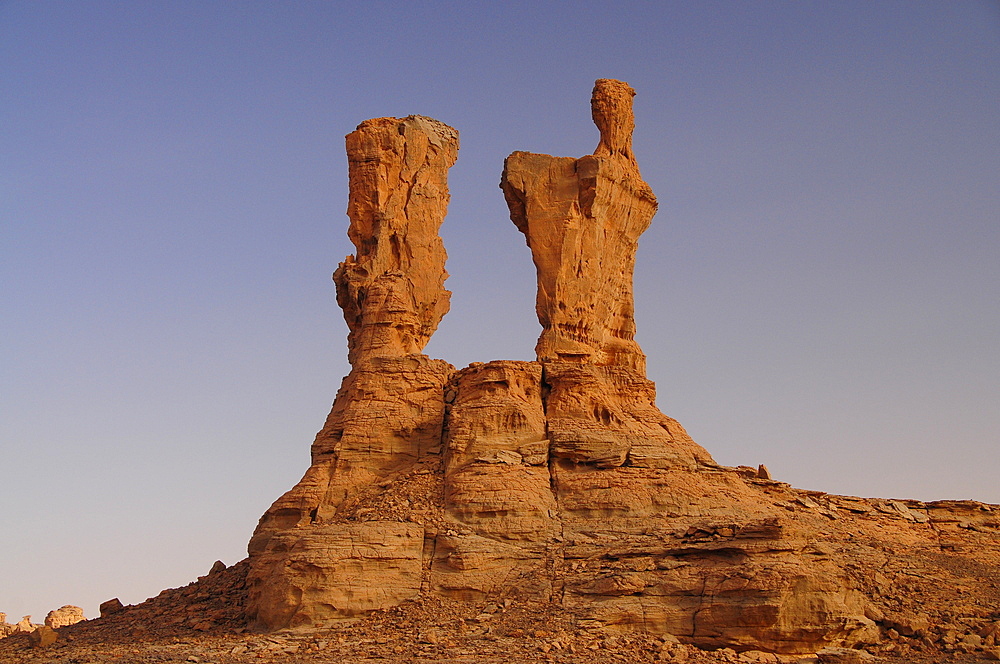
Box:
12;616;37;635
501;79;655;373
246;115;460;629
44;605;85;628
337;115;456;365
99;598;123;618
228;80;1000;659
28;625;58;648
4;518;1000;663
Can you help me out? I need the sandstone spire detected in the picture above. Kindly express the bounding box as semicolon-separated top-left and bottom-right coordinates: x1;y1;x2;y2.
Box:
336;115;456;365
500;79;711;471
592;77;638;168
501;79;656;373
246;116;458;628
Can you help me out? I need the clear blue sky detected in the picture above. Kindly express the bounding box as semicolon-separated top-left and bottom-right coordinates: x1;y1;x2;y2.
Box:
2;1;998;623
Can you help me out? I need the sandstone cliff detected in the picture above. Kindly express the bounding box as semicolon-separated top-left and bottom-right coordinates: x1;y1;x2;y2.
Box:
236;80;1000;658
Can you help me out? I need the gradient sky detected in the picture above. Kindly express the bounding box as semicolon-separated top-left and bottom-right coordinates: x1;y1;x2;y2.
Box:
2;1;998;623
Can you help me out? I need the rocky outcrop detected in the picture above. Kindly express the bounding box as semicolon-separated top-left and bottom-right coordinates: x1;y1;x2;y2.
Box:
0;614;40;639
99;599;124;618
44;605;84;629
13;616;37;635
241;80;1000;658
336;115;456;365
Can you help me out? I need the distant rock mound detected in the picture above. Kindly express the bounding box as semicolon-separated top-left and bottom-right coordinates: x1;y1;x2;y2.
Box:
0;615;40;638
240;79;1000;657
45;605;85;629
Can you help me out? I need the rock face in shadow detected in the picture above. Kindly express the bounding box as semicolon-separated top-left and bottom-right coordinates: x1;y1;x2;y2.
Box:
242;81;1000;656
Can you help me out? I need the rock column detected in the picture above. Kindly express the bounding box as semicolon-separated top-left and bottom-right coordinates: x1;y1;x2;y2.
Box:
501;79;714;471
246;116;458;628
336;115;455;364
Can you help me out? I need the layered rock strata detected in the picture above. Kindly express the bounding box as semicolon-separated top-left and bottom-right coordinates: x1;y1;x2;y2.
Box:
243;81;1000;656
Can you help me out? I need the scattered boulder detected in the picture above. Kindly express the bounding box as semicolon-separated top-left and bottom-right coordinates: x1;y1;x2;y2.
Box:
28;625;58;648
883;612;930;637
100;598;124;618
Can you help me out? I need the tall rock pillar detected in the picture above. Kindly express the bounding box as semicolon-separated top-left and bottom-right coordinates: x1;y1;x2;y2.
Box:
501;79;714;471
246;116;458;629
501;78;655;373
337;115;455;364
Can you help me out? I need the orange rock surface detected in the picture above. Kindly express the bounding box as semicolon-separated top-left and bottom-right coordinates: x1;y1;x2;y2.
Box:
245;115;460;628
4;79;1000;664
44;605;85;629
501;79;655;373
337;115;456;364
233;82;1000;657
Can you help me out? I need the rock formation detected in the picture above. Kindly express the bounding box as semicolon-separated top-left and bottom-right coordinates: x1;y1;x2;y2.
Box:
336;115;455;365
12;617;37;635
99;599;124;618
246;115;459;629
44;605;84;629
27;625;57;648
501;78;654;373
239;80;1000;658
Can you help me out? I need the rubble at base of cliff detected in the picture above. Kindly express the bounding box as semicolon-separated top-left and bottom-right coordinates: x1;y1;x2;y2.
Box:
4;492;1000;664
3;584;999;664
